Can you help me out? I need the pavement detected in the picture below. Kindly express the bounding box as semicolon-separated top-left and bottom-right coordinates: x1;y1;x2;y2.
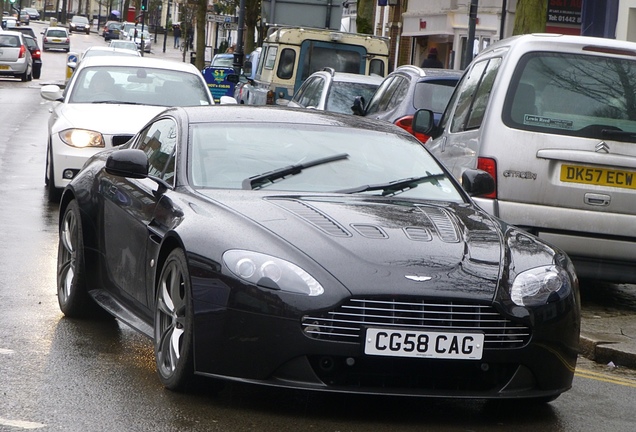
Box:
580;288;636;370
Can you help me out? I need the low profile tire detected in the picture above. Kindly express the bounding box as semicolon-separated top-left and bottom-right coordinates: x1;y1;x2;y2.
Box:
46;145;62;202
57;200;96;317
154;249;195;391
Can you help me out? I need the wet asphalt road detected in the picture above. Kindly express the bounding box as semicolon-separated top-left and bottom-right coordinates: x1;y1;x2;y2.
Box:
2;22;636;432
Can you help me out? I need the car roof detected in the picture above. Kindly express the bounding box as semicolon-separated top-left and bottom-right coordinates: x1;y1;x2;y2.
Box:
169;105;416;135
44;27;69;33
0;30;25;40
393;65;463;79
328;72;384;84
83;46;141;56
77;56;203;74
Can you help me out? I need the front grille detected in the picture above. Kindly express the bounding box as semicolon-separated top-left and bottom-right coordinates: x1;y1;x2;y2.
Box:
111;135;134;147
302;298;531;349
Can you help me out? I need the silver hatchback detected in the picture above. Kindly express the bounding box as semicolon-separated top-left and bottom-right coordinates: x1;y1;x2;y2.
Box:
0;31;33;81
42;27;70;52
418;34;636;284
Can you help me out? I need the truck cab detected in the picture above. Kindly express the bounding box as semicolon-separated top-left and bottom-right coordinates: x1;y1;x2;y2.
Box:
248;26;389;105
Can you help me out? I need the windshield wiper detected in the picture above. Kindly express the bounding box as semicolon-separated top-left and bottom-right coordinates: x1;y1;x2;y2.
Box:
601;129;636;138
242;153;349;190
92;100;144;105
335;172;446;196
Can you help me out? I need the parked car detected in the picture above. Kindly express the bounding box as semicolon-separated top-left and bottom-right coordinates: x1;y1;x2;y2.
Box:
288;68;383;114
22;34;41;79
11;26;37;39
69;15;91;34
211;53;234;67
55;104;580;402
107;39;138;52
233;47;260;104
23;8;41;20
42;27;70;52
415;33;636;284
40;56;214;200
2;17;18;30
0;30;33;81
79;45;141;62
353;65;462;143
126;27;151;52
19;10;29;25
118;22;137;40
102;20;122;41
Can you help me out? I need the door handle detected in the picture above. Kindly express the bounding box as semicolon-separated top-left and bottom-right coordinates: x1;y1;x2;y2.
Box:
584;193;610;207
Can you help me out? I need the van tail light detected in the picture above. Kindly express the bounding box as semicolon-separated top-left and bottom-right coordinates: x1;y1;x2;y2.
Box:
19;45;27;58
65;38;70;44
394;115;430;143
477;157;497;199
266;90;275;105
31;49;41;60
43;37;48;43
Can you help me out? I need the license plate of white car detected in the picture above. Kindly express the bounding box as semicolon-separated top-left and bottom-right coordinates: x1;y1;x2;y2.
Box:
364;328;484;359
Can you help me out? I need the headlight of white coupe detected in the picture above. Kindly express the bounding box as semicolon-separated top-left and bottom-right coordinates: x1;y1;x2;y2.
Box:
59;129;105;148
510;265;572;307
223;250;324;296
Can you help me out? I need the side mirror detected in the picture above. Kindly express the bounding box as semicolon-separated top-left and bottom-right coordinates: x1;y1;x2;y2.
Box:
461;169;495;197
412;109;436;136
40;84;64;102
351;96;365;116
243;60;252;75
225;73;240;84
219;95;238;105
105;149;148;179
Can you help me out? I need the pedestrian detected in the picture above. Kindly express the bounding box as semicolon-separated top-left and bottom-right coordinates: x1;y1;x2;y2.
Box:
187;27;194;50
420;47;443;68
173;25;181;49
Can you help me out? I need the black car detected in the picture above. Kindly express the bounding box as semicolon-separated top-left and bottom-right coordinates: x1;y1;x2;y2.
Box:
353;65;462;143
102;21;122;41
57;106;580;401
22;34;41;79
11;26;37;40
24;8;40;20
69;15;90;34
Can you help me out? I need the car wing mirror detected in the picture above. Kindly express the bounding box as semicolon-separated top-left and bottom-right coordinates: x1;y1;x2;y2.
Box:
412;109;436;136
461;169;495;197
40;84;64;102
106;149;149;179
219;96;238;105
243;60;252;76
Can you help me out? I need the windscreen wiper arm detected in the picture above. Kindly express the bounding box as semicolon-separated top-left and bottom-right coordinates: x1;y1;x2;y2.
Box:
601;129;636;138
335;173;446;196
242;153;349;190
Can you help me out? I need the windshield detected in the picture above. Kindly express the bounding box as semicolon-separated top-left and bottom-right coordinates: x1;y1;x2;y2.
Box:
68;66;212;106
189;123;463;201
73;16;89;23
504;51;636;142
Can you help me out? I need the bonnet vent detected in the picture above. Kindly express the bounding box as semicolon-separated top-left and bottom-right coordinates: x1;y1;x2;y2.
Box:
417;206;459;242
270;199;351;237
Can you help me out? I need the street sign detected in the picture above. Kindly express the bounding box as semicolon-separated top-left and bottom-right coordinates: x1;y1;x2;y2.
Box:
207;14;237;23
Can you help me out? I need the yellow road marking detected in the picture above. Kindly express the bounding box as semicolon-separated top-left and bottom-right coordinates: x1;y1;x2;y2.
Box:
575;369;636;388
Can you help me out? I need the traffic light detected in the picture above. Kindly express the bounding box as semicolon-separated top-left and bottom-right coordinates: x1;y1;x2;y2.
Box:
141;0;148;11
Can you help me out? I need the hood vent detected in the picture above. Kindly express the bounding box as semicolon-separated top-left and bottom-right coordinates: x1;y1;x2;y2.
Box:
351;224;388;239
271;199;351;237
417;206;459;243
404;227;433;242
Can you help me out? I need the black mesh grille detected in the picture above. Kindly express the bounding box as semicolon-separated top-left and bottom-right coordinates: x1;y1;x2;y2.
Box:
302;298;531;349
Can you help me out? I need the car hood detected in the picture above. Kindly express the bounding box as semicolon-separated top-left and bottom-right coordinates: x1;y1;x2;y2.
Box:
200;194;510;301
52;104;166;135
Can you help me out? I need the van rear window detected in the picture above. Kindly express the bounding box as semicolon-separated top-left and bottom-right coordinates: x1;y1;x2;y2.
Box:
504;52;636;142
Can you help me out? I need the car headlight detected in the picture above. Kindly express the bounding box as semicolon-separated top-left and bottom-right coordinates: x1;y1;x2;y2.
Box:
510;265;572;307
59;129;105;148
223;250;324;296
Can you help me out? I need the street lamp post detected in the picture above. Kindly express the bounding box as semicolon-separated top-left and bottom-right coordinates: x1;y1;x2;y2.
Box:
232;0;246;75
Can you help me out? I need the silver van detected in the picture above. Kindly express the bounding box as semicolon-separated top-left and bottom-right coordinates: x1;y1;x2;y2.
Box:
417;33;636;284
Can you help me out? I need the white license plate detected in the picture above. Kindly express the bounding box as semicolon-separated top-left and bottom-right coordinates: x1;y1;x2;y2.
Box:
364;328;484;360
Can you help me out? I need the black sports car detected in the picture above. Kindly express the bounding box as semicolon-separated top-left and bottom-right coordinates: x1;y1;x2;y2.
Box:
57;105;580;401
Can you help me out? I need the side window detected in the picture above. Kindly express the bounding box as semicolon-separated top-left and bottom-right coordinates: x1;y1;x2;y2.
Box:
264;46;278;70
369;59;384;77
365;76;395;114
277;48;296;80
136;119;178;186
366;76;406;114
299;78;324;108
450;58;501;133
